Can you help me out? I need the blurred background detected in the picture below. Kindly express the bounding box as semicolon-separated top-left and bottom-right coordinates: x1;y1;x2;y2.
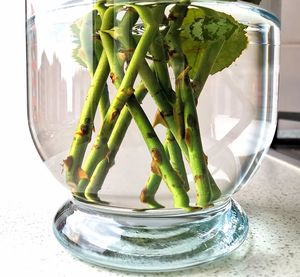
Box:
261;0;300;162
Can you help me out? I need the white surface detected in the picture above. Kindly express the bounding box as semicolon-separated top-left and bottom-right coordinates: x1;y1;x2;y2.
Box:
0;1;300;276
1;154;300;277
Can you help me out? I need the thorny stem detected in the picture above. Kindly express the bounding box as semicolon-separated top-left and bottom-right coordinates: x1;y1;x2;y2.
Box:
166;130;190;191
65;51;110;186
78;8;165;198
166;4;221;206
77;6;142;196
142;16;190;207
79;7;140;198
106;6;190;159
81;83;148;199
80;10;110;120
127;95;190;208
189;40;228;202
69;0;229;209
77;5;159;196
84;6;190;208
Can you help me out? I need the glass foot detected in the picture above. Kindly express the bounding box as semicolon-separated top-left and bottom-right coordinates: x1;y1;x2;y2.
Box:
53;199;248;272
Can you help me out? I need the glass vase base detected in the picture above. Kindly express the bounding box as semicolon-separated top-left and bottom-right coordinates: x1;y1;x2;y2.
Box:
53;199;248;272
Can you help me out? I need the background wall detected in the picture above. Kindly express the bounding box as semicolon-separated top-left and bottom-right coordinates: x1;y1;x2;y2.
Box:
261;0;300;131
278;0;300;131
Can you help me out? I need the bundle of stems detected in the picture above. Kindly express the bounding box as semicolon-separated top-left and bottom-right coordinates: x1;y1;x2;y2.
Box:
64;0;248;210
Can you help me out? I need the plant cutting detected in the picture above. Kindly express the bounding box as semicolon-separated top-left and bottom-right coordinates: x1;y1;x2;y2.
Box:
26;0;279;272
64;0;261;209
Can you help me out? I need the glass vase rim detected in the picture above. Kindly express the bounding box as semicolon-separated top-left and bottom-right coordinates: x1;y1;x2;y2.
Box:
58;0;264;7
27;0;280;27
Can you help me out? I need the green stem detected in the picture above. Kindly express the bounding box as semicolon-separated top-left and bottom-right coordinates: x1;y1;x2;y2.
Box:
126;95;190;209
141;137;171;209
72;2;223;207
80;10;110;122
166;130;189;191
167;4;217;207
189;41;226;202
141;127;191;208
77;6;139;195
81;82;147;197
140;173;164;209
80;10;102;75
78;6;159;192
142;20;191;206
107;3;188;159
136;58;189;156
65;51;110;185
85;6;190;208
78;10;162;197
99;84;110;119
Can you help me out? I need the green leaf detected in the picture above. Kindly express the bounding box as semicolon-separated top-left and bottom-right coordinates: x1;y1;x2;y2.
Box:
180;7;248;77
80;10;102;72
70;10;102;70
211;19;248;74
72;47;87;68
70;17;87;68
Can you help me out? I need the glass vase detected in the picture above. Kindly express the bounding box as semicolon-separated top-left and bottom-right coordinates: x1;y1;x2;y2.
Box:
26;0;280;272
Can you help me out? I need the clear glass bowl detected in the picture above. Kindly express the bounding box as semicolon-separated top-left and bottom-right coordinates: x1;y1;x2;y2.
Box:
26;0;280;272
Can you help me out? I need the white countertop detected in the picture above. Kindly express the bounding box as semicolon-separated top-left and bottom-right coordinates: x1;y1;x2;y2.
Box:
1;151;299;277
